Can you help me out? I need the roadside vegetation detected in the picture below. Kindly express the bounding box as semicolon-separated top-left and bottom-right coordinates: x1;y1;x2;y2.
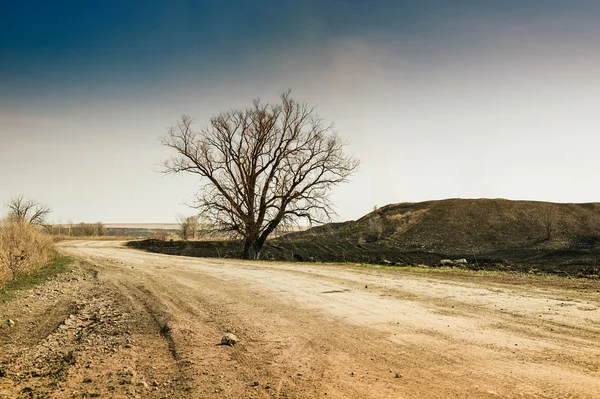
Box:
44;222;106;237
0;254;73;303
0;196;73;296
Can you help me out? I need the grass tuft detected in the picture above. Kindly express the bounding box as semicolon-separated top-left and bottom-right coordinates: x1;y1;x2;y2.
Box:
0;254;74;304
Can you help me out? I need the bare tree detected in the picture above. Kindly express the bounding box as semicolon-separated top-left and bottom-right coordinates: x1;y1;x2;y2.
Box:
93;222;106;237
152;230;168;241
7;195;51;225
70;222;106;237
161;91;359;259
177;214;199;240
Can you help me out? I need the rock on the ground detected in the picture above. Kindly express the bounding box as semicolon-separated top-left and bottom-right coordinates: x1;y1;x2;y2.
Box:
220;333;238;346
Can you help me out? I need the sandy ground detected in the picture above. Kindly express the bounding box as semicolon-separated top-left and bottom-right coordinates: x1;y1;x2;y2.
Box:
1;240;599;398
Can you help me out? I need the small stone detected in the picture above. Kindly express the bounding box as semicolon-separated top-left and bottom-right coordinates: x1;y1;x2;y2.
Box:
251;381;259;387
7;319;15;327
350;372;355;377
395;373;402;378
83;377;93;383
297;372;303;376
220;333;238;346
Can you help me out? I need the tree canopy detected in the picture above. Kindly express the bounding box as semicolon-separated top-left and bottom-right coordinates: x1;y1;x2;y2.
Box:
6;195;51;225
161;92;358;259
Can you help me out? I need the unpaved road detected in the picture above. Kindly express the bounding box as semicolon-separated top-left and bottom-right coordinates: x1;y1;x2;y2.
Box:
1;241;600;398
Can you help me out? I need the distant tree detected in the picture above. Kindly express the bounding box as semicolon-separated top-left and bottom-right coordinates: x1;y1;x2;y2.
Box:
7;195;51;225
161;91;359;259
177;215;199;240
69;222;105;237
93;222;105;237
152;230;168;241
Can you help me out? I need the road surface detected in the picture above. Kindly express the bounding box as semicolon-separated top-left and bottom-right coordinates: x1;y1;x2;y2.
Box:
1;240;599;398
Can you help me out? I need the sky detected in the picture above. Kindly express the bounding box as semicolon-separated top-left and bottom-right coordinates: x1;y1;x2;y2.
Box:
1;0;600;223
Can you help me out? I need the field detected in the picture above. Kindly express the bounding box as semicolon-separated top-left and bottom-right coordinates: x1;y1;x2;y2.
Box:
0;240;598;398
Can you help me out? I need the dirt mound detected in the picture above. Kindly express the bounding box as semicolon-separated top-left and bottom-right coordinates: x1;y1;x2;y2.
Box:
291;198;600;253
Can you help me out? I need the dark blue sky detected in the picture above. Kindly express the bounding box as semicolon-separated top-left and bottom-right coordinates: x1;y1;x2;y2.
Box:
2;1;600;222
3;0;599;94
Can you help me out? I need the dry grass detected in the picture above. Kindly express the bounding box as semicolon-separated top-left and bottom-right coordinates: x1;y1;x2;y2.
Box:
51;235;137;242
293;199;600;254
0;254;73;303
0;218;53;287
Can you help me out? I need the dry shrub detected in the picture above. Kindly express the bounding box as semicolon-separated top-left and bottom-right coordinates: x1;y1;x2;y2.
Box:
151;230;168;241
0;218;53;287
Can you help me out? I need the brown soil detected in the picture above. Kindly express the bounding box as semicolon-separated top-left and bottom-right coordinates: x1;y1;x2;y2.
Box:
1;240;599;398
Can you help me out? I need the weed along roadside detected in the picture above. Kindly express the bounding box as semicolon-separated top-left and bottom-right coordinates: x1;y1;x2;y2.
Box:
0;196;78;303
0;255;74;304
0;215;55;289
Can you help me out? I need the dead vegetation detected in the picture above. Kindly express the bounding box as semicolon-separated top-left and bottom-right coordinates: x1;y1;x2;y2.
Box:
0;218;53;287
6;195;51;226
130;199;600;277
0;196;56;288
297;198;600;253
161;92;359;259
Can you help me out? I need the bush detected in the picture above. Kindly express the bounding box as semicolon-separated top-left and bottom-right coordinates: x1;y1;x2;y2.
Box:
152;230;168;241
71;222;105;237
0;218;53;287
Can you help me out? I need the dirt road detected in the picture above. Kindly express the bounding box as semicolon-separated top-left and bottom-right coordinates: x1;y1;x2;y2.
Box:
1;240;599;398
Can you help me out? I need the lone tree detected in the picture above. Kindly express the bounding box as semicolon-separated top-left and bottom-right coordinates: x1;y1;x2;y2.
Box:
161;92;359;259
178;214;199;241
7;195;51;225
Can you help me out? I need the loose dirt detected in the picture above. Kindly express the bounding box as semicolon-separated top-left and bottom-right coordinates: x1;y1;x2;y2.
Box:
1;240;599;398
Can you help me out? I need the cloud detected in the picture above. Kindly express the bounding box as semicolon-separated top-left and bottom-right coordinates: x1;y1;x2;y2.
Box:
270;36;406;94
0;112;75;133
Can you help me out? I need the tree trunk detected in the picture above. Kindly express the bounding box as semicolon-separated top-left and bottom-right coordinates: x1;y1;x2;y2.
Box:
243;236;262;260
243;218;283;260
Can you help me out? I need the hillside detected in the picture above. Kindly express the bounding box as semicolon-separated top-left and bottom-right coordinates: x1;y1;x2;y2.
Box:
129;199;600;276
290;198;600;253
266;198;600;274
